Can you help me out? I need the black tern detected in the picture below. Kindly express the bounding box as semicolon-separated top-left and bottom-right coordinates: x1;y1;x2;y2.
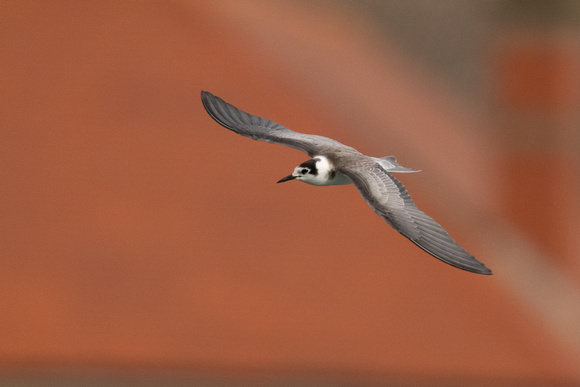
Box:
201;91;492;275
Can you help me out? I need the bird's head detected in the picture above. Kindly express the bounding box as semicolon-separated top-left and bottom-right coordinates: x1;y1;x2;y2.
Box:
277;157;329;186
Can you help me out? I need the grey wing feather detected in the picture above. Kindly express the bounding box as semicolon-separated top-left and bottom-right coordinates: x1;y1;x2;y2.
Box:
343;163;492;275
201;91;350;157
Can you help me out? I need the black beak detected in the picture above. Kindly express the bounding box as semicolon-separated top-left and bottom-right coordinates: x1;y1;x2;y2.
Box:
277;174;296;183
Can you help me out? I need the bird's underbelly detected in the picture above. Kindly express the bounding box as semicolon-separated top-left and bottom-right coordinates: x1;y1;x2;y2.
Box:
320;171;353;186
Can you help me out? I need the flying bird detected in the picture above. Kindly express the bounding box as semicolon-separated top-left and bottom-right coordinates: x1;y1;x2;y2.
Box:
201;91;492;275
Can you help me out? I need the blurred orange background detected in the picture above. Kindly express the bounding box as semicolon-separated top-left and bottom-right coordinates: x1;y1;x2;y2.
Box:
1;1;579;385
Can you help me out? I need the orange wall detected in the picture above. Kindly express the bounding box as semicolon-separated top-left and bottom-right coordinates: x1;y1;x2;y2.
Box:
1;1;579;384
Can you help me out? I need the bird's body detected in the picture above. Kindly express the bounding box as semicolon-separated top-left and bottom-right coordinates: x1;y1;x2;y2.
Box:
201;91;492;275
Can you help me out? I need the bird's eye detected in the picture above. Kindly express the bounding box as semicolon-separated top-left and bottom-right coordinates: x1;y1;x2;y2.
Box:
301;169;308;174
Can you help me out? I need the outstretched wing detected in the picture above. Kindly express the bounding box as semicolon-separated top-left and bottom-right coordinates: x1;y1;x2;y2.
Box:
343;163;492;275
201;91;352;157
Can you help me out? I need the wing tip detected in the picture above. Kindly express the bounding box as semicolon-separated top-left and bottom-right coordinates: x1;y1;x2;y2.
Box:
477;266;493;275
200;90;214;110
409;239;493;275
443;258;493;275
200;90;239;131
201;90;216;102
200;90;220;110
469;265;493;275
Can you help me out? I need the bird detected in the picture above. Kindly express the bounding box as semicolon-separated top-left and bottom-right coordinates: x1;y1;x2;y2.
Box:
201;91;492;275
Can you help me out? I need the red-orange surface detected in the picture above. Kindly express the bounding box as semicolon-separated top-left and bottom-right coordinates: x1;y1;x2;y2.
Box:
1;1;578;384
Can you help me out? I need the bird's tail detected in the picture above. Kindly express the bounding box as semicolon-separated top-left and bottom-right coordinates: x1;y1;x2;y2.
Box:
374;156;421;173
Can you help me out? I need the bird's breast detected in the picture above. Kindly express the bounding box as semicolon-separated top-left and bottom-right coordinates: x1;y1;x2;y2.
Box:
325;171;353;186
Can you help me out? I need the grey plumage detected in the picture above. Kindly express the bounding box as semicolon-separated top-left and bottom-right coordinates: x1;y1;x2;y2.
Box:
201;91;492;275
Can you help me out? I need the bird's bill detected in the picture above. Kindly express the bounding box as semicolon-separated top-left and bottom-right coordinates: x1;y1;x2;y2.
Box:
277;174;296;183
